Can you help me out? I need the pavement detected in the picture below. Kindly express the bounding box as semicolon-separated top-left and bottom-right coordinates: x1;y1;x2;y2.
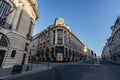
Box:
0;62;51;77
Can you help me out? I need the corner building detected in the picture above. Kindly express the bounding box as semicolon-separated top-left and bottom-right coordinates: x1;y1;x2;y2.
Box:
0;0;38;68
31;17;87;62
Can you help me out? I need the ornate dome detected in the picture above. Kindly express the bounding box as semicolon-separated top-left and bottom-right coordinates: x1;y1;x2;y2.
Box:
54;17;71;31
54;17;65;25
56;17;64;21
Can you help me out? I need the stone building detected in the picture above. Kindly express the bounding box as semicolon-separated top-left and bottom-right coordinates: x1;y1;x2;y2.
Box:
101;42;110;60
102;16;120;61
30;33;39;60
86;48;92;60
0;0;38;68
31;17;89;62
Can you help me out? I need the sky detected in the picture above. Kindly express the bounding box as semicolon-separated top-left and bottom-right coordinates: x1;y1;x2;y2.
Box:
33;0;120;56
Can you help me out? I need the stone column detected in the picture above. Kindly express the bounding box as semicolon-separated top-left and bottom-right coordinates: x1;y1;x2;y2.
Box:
54;46;56;61
55;29;57;44
30;22;35;36
51;31;53;45
12;3;23;30
63;30;65;44
67;48;69;60
64;47;66;61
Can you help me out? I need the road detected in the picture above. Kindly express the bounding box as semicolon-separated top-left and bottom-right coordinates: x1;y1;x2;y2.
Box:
1;61;120;80
53;61;120;80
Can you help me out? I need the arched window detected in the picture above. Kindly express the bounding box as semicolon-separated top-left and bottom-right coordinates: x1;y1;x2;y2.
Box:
11;50;16;57
0;33;9;47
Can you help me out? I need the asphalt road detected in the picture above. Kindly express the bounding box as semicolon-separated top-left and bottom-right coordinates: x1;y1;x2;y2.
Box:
53;62;120;80
2;61;120;80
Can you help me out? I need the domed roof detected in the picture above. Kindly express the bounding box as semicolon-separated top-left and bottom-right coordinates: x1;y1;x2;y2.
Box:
54;17;71;31
55;17;64;21
54;17;65;25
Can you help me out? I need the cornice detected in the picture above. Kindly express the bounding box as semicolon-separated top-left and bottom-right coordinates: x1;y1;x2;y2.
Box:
28;0;39;20
17;0;38;20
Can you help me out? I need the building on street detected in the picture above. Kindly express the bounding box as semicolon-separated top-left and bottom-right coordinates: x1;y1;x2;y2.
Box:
101;42;111;60
31;17;91;62
102;16;120;61
0;0;38;68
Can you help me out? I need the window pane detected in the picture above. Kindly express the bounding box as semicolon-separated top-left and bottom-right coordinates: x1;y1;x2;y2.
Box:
0;34;8;47
58;35;62;39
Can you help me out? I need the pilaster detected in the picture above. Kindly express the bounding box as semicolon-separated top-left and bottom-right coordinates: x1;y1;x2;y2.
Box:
51;31;53;45
12;3;23;30
6;9;16;25
63;30;65;44
55;29;57;44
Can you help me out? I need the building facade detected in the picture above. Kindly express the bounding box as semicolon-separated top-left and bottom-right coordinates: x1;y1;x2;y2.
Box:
31;17;89;62
101;43;111;60
30;33;39;60
86;48;92;60
0;0;38;68
102;16;120;61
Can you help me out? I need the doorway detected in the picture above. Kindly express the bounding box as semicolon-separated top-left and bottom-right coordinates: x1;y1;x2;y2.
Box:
0;50;6;67
57;53;63;61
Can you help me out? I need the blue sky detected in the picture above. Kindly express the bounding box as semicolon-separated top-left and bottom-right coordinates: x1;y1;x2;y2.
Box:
33;0;120;56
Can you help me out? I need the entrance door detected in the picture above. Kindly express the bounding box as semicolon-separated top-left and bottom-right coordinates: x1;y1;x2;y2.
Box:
55;46;64;61
57;53;63;61
0;50;5;67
